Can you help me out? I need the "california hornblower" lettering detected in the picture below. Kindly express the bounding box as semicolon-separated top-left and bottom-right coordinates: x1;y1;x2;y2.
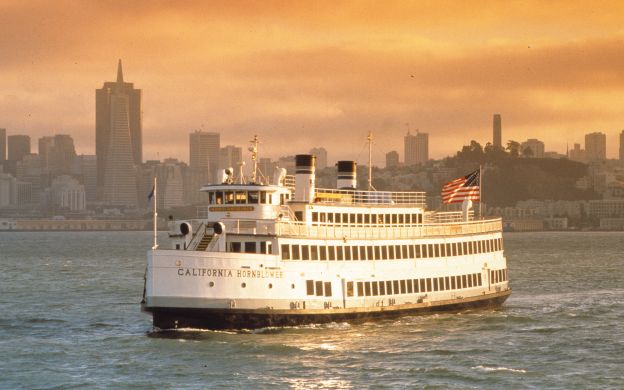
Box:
177;268;283;279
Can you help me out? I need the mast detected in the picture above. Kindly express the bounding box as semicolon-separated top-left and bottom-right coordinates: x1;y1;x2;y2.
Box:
248;135;259;184
367;131;373;191
479;164;483;219
152;176;158;249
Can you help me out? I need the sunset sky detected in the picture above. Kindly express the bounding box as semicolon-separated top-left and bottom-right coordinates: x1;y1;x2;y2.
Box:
2;1;624;165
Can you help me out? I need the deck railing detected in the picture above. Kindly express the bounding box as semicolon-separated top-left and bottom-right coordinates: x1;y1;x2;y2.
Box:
313;188;426;207
222;217;502;239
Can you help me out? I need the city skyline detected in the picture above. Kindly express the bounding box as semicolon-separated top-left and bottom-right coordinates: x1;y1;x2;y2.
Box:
2;2;624;163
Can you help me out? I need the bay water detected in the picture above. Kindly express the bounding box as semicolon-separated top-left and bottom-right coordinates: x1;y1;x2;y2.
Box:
1;231;622;389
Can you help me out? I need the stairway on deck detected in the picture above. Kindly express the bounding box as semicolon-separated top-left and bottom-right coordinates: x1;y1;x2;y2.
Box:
195;234;214;251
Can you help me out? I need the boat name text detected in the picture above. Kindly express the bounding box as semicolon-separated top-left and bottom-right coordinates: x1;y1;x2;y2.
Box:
177;268;283;279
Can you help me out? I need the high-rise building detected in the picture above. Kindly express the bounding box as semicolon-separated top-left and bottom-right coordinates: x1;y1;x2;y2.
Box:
189;131;220;179
101;69;139;207
40;134;76;176
386;151;399;168
404;130;428;166
16;154;42;205
8;135;31;162
72;155;98;202
569;143;586;162
38;136;55;169
43;175;86;212
96;60;142;191
619;130;624;161
520;139;545;158
309;147;328;169
0;172;17;207
585;132;607;161
219;145;243;171
493;114;502;148
0;128;6;161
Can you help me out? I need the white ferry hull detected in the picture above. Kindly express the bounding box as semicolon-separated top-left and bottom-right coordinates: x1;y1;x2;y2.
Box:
144;290;511;330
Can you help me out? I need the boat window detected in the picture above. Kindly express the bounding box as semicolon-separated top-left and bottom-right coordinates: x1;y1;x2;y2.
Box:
393;280;400;294
248;191;259;204
268;193;273;204
399;214;404;224
395;245;401;259
350;214;356;224
439;277;445;290
400;245;407;259
324;282;332;297
311;245;318;260
315;281;323;296
334;213;340;224
428;244;434;258
260;241;268;254
364;214;370;224
374;246;381;260
357;214;363;224
414;245;421;258
244;242;256;253
367;246;374;260
445;276;450;290
385;214;391;226
446;243;452;257
468;274;474;287
379;281;386;295
320;213;326;223
336;246;344;261
215;191;224;204
381;246;388;260
346;281;354;297
434;244;440;258
462;275;467;288
260;191;267;204
224;191;235;204
235;191;247;204
312;212;318;223
477;273;482;285
327;213;334;223
328;246;336;261
413;279;420;293
426;278;432;292
433;278;439;291
301;245;309;260
345;246;353;260
208;191;215;204
386;280;393;294
230;242;241;252
295;211;303;221
400;280;407;294
320;246;327;261
357;282;364;297
281;244;290;260
292;245;300;260
407;279;413;293
359;246;366;260
462;242;468;255
391;214;397;224
372;281;379;296
306;280;314;295
420;279;426;292
451;276;456;290
388;245;394;260
365;282;372;296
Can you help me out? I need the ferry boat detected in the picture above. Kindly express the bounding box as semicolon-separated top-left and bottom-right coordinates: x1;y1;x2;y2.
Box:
142;137;511;330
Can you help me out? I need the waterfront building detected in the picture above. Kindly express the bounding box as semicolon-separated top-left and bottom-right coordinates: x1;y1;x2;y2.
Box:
43;175;86;212
101;65;139;207
386;150;399;168
309;147;328;169
520;139;545;158
16;154;42;205
39;134;76;176
569;143;586;162
493;114;502;148
585;132;607;161
72;155;98;202
404;130;428;166
96;60;142;190
619;130;624;162
0;172;17;207
8;135;30;162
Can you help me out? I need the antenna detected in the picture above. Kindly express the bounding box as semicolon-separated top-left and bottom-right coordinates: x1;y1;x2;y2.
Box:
248;135;259;183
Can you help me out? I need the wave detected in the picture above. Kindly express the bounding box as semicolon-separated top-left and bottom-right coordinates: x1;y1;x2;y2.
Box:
472;365;527;374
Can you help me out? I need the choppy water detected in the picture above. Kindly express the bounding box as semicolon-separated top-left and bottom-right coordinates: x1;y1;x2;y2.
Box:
1;231;622;389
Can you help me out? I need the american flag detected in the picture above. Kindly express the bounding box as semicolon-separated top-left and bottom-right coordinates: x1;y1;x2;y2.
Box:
441;169;480;204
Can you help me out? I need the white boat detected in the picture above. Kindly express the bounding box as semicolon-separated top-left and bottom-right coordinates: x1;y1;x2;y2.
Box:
142;138;511;330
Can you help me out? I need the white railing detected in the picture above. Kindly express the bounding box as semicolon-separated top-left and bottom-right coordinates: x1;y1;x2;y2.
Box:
426;211;474;223
313;188;426;207
219;217;502;239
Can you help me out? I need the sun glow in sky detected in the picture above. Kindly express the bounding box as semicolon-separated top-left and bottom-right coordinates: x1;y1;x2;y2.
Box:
2;1;624;164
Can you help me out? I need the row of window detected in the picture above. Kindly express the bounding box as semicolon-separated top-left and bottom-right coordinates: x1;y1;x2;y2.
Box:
491;269;508;284
207;190;289;205
281;238;503;261
230;241;273;254
311;211;424;226
305;280;333;297
348;272;484;298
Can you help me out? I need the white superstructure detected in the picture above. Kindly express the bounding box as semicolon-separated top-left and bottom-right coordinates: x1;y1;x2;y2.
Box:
143;146;511;330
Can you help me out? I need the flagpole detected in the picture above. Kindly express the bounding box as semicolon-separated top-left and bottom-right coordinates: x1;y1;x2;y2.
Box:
153;176;158;249
479;165;483;219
